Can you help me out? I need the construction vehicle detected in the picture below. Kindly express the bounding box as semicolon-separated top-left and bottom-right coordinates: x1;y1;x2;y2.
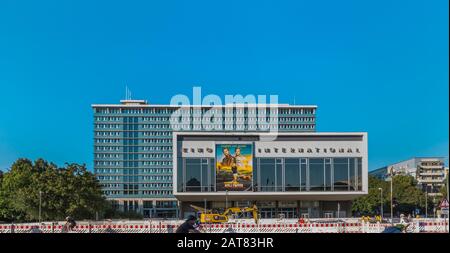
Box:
190;204;259;224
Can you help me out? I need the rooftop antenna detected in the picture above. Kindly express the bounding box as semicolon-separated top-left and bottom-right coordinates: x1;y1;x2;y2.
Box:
293;96;296;105
125;85;132;100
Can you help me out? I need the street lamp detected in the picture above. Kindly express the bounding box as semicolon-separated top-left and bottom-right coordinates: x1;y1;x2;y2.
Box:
39;190;42;224
445;169;449;233
378;188;383;220
425;186;428;218
389;166;394;224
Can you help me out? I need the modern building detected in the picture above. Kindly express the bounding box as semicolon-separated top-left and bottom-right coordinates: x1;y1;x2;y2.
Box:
174;132;368;219
370;157;448;198
92;99;318;218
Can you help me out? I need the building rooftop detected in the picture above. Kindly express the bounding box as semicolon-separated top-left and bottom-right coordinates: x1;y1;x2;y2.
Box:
92;101;318;108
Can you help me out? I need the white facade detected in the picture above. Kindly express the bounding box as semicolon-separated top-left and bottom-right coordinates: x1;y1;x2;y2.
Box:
173;132;368;202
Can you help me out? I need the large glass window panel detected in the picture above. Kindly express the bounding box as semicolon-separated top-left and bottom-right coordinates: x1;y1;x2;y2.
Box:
357;158;363;191
259;158;276;192
177;157;184;191
209;158;215;192
185;158;201;192
253;158;258;191
276;160;283;192
349;158;356;191
309;158;324;191
333;158;349;191
325;159;332;191
201;162;208;192
300;159;307;191
285;159;300;191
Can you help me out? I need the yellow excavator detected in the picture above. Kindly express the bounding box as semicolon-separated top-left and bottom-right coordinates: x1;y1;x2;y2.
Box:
190;204;259;224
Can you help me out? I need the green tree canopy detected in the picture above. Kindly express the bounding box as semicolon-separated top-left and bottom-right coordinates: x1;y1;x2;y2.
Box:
0;158;110;222
352;175;426;216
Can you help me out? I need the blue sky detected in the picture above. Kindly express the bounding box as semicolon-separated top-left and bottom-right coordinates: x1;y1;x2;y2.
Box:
0;0;448;171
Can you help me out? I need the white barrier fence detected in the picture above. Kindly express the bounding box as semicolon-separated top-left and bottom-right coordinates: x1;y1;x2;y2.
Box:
0;219;448;233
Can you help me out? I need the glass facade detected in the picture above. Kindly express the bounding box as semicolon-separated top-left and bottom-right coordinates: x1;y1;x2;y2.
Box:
177;157;363;192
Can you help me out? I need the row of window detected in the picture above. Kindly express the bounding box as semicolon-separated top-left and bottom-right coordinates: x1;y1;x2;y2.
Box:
142;139;172;143
96;161;121;166
101;183;121;188
95;108;121;114
97;175;173;181
95;146;172;152
173;117;284;123
172;108;310;115
142;117;170;121
98;176;121;181
279;124;314;130
96;115;316;123
95;146;121;151
171;124;283;130
171;109;276;116
142;183;173;188
96;168;121;173
142;131;172;136
95;168;172;174
178;157;362;192
142;153;172;158
103;191;121;195
96;107;316;115
95;124;121;129
94;123;314;131
95;139;121;143
95;161;173;166
95;138;173;144
143;146;172;151
101;183;173;188
95;154;120;158
142;168;172;173
142;124;171;129
96;132;121;136
142;175;172;180
142;191;172;195
142;161;172;166
104;190;173;196
279;108;315;115
96;115;316;124
279;117;315;122
420;162;444;166
95;116;122;121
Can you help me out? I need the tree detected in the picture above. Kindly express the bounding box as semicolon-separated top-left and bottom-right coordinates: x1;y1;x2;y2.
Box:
352;176;389;216
0;158;109;222
352;174;426;217
440;172;448;199
391;175;425;215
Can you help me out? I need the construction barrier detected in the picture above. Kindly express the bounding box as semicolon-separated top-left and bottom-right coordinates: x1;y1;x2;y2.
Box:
0;219;447;233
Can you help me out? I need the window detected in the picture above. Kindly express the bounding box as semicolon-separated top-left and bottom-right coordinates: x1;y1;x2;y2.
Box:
300;159;308;190
333;158;349;191
185;159;200;190
309;158;324;191
143;201;153;209
259;158;276;191
183;158;211;192
357;158;362;191
276;159;283;191
284;159;300;191
349;158;356;191
325;158;332;191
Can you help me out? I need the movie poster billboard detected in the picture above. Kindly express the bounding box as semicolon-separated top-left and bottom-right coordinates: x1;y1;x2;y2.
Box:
216;143;253;191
